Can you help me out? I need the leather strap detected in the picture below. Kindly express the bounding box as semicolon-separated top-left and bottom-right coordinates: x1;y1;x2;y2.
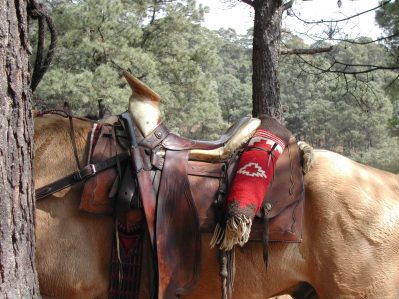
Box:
35;152;129;200
156;150;201;298
130;147;157;247
68;115;82;170
139;122;170;149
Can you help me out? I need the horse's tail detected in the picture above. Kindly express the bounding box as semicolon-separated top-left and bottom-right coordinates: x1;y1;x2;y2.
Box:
298;141;314;174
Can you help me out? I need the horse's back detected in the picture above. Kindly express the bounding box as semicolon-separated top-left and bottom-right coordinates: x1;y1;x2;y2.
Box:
307;149;398;206
303;149;399;297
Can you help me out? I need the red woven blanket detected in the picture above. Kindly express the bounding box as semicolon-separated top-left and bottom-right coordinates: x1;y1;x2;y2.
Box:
109;223;143;299
211;128;286;250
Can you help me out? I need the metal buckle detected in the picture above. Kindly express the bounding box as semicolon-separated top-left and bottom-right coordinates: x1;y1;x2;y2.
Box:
89;164;96;175
74;164;96;181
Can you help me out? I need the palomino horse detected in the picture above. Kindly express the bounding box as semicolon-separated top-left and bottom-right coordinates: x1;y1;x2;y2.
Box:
34;73;399;298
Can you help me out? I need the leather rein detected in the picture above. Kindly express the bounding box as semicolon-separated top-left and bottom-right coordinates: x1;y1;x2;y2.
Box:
34;110;129;200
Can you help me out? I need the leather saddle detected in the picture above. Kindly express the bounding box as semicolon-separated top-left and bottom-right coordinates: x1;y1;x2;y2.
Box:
80;115;305;299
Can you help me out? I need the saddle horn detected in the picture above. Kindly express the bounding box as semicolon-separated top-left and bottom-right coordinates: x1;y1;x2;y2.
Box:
123;71;160;102
124;71;161;137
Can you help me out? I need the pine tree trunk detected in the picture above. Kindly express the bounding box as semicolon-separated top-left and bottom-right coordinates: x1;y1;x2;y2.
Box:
0;1;40;297
252;0;284;119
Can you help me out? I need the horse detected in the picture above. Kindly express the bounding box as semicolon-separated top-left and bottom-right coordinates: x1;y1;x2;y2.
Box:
34;73;399;298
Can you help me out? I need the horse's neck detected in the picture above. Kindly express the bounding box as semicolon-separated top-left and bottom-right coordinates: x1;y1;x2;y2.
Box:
129;99;161;137
34;116;92;188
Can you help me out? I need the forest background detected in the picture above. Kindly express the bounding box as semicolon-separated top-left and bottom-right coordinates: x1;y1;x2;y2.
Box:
32;0;399;172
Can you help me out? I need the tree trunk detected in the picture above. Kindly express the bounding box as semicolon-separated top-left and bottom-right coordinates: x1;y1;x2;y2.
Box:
0;1;40;297
252;0;284;119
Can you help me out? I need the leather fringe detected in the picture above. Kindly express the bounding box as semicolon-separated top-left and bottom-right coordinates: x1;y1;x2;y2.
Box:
210;215;252;250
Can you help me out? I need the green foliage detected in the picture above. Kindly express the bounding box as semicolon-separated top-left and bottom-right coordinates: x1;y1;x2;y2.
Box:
376;0;399;47
351;138;399;173
33;0;225;139
32;1;398;171
389;114;399;135
280;34;398;171
376;0;399;139
215;29;252;123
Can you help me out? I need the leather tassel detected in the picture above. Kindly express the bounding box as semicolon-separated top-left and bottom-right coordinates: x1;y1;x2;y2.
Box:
219;250;228;299
262;205;269;269
219;249;236;299
227;249;235;299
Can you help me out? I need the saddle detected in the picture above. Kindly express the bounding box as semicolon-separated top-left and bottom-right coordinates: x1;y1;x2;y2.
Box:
79;115;305;299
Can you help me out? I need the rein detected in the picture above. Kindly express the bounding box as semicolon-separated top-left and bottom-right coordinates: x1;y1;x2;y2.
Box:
35;152;129;200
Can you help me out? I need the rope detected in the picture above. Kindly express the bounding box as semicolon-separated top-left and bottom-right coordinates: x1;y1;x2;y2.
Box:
27;0;58;92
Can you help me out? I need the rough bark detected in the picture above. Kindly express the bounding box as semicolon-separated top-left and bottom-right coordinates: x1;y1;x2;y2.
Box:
252;0;285;120
0;0;40;297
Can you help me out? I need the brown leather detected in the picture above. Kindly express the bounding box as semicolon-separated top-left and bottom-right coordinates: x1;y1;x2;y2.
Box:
152;154;225;177
162;117;252;150
80;125;122;214
156;150;201;298
251;196;304;242
263;136;304;219
258;115;292;145
134;149;158;246
139;122;170;149
186;161;224;178
116;163;137;209
188;174;221;231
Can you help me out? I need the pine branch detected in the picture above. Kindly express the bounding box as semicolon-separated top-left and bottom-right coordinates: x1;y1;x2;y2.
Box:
297;55;399;75
386;74;399;90
280;46;333;55
325;32;399;45
291;0;391;25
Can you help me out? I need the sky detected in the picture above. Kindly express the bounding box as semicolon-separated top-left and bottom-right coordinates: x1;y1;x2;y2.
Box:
197;0;385;43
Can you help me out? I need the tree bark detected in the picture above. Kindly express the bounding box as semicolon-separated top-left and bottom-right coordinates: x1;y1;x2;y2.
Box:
0;0;40;297
252;0;285;119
